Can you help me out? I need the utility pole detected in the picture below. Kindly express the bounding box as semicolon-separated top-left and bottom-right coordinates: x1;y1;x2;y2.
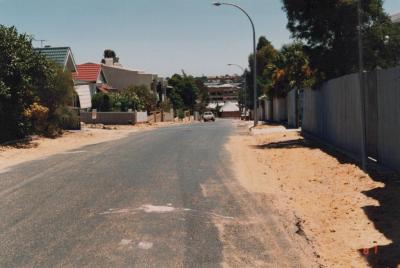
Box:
357;0;367;171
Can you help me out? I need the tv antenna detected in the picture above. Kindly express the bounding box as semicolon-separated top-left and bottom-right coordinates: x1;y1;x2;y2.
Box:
33;38;47;48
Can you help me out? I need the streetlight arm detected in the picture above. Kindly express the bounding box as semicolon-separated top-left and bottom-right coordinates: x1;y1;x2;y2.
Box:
217;3;256;34
213;2;258;126
227;63;245;72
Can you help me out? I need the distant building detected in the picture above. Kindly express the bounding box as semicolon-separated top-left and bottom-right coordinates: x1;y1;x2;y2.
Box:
205;74;242;87
391;12;400;23
205;75;242;113
207;83;240;103
220;101;240;118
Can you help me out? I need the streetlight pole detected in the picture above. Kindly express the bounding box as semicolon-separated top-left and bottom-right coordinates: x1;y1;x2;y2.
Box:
228;63;247;119
357;0;367;171
213;2;258;126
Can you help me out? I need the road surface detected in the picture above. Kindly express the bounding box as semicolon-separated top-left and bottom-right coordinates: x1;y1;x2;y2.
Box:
0;120;309;267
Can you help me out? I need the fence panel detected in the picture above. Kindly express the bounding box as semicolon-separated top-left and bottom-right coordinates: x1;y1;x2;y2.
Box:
287;90;297;128
272;96;287;122
302;88;322;136
302;73;362;159
365;70;379;160
377;67;400;172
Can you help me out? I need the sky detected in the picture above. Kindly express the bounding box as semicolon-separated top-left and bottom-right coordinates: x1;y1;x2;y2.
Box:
1;0;400;77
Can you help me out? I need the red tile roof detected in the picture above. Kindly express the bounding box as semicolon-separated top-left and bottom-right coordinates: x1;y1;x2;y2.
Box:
72;63;102;82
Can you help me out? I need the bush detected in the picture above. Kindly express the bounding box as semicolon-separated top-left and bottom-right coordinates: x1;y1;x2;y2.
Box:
54;107;80;131
177;109;185;119
92;93;113;112
160;99;172;112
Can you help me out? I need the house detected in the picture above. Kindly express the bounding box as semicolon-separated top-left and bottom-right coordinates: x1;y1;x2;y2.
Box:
100;58;166;102
101;65;157;91
72;63;115;94
35;46;91;109
35;46;77;73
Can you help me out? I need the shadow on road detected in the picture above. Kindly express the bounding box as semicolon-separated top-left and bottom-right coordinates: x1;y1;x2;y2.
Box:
251;134;400;268
251;138;317;150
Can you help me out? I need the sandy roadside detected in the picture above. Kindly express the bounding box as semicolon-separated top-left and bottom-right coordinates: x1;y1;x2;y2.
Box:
0;121;190;172
227;121;397;268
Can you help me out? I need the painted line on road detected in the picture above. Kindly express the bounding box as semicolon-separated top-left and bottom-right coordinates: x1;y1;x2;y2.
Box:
138;241;153;250
99;204;235;220
118;239;154;250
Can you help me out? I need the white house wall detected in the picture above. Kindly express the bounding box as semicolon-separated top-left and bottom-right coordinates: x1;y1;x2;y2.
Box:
74;85;92;109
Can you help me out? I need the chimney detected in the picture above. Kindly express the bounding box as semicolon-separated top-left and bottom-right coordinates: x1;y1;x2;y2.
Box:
103;58;114;66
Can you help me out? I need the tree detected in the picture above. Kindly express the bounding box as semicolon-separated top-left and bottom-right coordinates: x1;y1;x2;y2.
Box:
245;36;315;101
35;63;74;117
194;76;209;112
246;36;279;107
167;72;199;111
128;85;157;112
271;42;315;97
0;25;74;141
102;49;119;64
282;0;400;81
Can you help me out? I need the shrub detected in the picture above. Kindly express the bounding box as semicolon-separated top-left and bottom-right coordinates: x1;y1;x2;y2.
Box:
54;107;80;131
23;102;49;134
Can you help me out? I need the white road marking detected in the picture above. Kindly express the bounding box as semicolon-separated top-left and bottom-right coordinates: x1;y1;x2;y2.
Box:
99;204;235;220
138;241;153;250
139;204;175;213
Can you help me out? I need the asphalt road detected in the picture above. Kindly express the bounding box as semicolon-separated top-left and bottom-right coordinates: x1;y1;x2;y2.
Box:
0;120;307;267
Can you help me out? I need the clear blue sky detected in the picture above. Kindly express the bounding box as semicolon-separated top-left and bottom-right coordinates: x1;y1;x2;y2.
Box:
1;0;400;77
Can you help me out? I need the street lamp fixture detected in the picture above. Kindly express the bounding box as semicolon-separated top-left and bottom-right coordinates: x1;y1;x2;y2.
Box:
227;63;244;72
213;2;258;126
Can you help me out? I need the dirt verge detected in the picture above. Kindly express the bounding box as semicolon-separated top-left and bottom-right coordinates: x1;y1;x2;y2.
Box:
227;122;397;268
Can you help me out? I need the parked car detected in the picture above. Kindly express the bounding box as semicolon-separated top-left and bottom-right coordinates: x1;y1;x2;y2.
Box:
203;111;215;122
